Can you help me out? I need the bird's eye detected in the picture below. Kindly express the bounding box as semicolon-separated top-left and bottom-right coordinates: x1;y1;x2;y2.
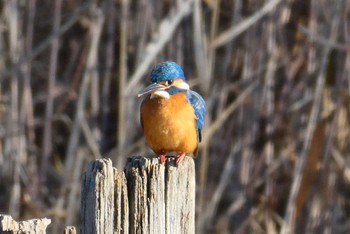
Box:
166;80;174;86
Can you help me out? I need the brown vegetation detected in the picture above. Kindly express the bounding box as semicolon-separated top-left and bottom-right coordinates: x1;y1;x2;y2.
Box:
0;0;349;233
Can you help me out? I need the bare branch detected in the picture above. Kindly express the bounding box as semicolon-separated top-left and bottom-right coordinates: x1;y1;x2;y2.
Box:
211;0;283;49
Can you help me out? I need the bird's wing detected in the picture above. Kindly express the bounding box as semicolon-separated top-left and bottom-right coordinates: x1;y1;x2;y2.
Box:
188;90;206;142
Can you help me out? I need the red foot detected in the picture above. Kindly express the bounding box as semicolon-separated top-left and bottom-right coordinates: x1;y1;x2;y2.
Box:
159;152;166;164
175;152;186;164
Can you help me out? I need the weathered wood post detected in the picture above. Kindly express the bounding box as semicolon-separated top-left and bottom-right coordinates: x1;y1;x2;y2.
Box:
81;158;115;234
63;226;76;234
124;156;195;234
0;214;51;233
114;168;129;233
81;156;196;233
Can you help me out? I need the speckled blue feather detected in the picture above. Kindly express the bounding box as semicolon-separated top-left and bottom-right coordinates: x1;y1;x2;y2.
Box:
149;61;206;142
150;61;185;83
187;90;206;142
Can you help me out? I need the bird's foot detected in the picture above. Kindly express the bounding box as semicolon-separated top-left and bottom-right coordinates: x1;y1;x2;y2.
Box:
159;152;166;164
175;152;186;165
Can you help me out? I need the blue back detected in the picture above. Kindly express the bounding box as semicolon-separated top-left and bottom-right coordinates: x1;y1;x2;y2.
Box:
187;91;206;142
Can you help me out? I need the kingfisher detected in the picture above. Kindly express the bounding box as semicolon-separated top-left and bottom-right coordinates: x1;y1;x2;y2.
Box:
138;61;206;164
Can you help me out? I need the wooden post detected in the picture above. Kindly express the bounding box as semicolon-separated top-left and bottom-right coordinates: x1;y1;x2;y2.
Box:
81;156;196;233
63;226;76;234
0;156;195;233
164;157;195;234
0;214;51;233
81;158;115;234
123;156;195;234
114;170;129;234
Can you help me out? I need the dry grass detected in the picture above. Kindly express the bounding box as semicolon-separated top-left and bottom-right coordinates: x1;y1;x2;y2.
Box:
0;0;349;233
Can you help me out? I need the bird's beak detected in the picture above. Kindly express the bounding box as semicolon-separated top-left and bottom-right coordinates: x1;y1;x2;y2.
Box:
137;83;170;99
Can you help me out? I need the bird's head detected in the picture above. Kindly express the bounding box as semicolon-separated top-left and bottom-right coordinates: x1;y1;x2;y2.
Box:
138;61;190;99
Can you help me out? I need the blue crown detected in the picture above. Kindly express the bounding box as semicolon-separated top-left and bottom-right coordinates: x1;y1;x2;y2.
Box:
150;61;186;83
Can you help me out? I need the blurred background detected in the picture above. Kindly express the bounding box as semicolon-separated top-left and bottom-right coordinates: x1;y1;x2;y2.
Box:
0;0;349;233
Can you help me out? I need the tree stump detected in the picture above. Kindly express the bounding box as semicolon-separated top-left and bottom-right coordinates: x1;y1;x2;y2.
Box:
63;226;76;234
81;158;115;234
0;214;51;233
124;156;195;234
81;156;196;233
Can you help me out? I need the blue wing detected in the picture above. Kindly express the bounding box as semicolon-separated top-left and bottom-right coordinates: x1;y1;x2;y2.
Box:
187;90;206;142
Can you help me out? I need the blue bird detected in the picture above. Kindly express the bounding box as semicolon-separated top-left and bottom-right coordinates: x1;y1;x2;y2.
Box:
138;61;206;164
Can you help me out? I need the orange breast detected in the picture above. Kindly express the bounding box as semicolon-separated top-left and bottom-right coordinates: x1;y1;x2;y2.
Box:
140;92;198;155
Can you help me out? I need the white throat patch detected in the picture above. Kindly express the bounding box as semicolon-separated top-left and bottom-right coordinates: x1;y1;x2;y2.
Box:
150;90;170;99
